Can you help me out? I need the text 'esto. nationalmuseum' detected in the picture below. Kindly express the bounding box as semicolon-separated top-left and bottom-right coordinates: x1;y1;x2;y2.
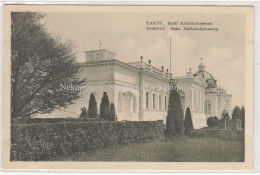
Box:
42;49;232;129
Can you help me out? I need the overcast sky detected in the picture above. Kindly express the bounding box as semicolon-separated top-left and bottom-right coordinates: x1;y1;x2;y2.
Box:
44;12;245;107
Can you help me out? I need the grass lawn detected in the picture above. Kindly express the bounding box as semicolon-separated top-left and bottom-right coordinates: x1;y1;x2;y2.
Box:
54;137;244;162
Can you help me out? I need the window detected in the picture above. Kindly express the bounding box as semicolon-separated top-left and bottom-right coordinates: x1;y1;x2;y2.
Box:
133;96;136;113
153;93;156;110
165;96;167;111
146;92;149;109
204;100;211;114
100;52;104;59
159;95;162;110
96;53;100;60
118;93;122;113
123;95;130;113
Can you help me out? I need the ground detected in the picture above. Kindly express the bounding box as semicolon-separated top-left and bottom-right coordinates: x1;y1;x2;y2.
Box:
54;137;244;162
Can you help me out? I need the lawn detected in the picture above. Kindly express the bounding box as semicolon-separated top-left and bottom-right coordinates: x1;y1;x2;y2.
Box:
54;137;244;162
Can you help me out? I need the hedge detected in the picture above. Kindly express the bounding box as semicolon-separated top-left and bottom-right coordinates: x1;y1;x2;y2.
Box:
190;128;220;138
11;121;165;161
11;118;91;124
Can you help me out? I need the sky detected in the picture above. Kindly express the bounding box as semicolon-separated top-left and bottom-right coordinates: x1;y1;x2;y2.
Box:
44;12;245;107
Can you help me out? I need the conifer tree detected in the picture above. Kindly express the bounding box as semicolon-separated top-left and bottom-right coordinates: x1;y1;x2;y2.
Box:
166;85;184;136
88;93;98;118
232;106;241;120
79;107;87;118
184;107;193;135
100;92;110;121
241;105;245;129
110;103;116;121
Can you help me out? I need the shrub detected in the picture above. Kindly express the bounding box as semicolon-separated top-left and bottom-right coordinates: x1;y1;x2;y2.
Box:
11;117;88;124
232;106;241;120
88;93;98;118
11;121;164;161
110;103;116;121
207;116;219;127
241;106;245;129
166;85;184;136
79;107;88;118
184;107;193;135
100;92;110;121
190;128;220;138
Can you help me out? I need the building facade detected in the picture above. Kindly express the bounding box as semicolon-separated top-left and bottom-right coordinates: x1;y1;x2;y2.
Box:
40;49;232;129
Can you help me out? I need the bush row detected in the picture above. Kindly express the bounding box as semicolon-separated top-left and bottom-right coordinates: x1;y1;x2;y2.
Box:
11;117;97;124
11;121;165;161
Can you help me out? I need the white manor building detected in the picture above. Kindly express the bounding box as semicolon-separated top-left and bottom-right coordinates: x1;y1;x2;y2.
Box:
41;49;232;129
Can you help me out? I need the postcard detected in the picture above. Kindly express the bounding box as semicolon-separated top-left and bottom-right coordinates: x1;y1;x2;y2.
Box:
3;5;254;171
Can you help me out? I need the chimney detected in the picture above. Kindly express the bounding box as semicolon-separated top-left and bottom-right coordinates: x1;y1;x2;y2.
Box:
148;60;153;71
186;68;193;77
161;66;164;76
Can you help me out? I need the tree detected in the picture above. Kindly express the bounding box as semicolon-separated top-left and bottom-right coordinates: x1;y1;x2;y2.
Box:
11;12;85;118
88;93;98;118
221;109;231;129
166;85;184;136
241;105;245;129
213;116;219;126
79;107;87;118
184;107;193;135
110;103;117;121
100;92;110;120
232;106;241;120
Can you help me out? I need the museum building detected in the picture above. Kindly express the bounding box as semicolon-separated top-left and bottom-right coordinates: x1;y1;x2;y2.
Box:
42;49;232;129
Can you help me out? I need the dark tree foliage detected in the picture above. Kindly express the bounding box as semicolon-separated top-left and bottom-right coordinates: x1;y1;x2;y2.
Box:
79;107;87;118
232;106;241;120
100;92;110;121
110;103;116;121
184;107;193;135
207;116;219;127
11;12;85;118
88;93;98;118
221;109;231;129
166;85;184;136
241;105;245;129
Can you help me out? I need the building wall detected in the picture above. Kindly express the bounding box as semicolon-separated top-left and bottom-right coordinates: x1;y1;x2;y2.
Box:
173;78;207;129
140;71;170;122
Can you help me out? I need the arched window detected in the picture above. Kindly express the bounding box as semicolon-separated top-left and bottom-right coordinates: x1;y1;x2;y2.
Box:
133;96;136;113
118;92;122;113
153;93;156;110
146;92;149;109
159;95;162;110
204;100;211;115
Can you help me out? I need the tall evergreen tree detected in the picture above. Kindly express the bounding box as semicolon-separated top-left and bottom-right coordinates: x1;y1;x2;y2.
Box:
110;103;116;121
184;107;193;135
241;105;245;129
100;92;110;121
232;106;241;120
88;93;98;118
166;85;184;136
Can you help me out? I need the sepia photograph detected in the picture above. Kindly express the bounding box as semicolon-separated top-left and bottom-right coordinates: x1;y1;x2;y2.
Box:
3;5;254;170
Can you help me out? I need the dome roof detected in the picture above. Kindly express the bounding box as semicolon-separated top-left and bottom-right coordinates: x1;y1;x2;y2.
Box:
193;62;217;88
